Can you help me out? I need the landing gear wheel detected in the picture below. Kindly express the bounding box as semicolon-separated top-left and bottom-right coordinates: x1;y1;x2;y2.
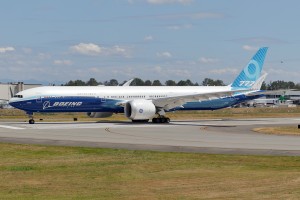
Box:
152;118;158;123
132;119;149;123
166;118;170;123
26;112;35;124
152;117;170;124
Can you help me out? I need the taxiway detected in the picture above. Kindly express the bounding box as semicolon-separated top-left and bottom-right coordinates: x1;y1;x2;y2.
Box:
0;118;300;156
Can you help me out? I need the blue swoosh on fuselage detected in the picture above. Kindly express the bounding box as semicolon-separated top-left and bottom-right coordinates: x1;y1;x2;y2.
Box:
9;96;124;113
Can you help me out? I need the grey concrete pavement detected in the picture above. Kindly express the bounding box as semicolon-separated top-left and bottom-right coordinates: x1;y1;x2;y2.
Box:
0;118;299;156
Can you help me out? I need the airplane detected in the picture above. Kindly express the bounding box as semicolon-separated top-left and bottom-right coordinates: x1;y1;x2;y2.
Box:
9;47;268;124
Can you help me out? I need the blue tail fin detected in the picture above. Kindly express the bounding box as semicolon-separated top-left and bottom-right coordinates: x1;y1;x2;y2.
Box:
231;47;268;89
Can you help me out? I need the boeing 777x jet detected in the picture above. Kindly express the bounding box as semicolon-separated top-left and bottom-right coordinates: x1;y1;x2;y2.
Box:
9;47;268;124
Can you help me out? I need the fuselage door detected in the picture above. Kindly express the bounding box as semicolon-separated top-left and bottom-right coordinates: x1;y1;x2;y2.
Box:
36;96;42;103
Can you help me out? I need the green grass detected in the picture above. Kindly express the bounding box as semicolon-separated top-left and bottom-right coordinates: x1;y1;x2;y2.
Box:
0;143;300;199
254;126;300;136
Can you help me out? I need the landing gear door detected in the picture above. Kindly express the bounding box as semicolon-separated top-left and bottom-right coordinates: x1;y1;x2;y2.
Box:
36;96;42;103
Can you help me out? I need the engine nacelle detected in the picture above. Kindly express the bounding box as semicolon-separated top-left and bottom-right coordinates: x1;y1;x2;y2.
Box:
87;112;113;118
125;99;156;120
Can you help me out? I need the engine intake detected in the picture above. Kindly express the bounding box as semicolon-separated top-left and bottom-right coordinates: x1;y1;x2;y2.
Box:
125;99;156;120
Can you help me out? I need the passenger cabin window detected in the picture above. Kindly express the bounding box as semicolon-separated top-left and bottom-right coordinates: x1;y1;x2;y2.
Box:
14;95;23;98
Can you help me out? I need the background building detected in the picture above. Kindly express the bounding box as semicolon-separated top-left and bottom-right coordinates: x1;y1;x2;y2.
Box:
0;82;41;108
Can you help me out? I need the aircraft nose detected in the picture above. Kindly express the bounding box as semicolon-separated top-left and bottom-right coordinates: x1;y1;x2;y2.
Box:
8;98;17;106
9;97;15;103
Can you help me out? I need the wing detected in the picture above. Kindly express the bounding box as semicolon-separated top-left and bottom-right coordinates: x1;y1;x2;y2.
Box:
152;89;248;110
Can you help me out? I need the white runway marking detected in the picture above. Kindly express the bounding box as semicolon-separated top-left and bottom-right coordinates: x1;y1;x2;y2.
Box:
0;125;25;130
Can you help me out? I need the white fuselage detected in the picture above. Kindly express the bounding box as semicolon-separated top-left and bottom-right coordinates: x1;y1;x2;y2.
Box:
11;85;231;101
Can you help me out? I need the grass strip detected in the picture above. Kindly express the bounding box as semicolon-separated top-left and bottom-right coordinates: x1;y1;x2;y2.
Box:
253;126;300;136
0;143;300;199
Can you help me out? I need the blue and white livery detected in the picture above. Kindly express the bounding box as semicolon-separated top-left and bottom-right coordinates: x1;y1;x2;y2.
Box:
9;47;268;124
231;47;267;89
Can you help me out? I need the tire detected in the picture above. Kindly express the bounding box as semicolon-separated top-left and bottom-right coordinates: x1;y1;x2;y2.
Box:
152;118;158;123
132;119;149;123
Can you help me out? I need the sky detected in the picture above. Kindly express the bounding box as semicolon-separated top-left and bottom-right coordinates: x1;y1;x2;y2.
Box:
0;0;299;85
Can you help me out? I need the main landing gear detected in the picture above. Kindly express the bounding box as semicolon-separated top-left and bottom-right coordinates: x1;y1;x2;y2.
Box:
152;116;170;123
152;110;170;123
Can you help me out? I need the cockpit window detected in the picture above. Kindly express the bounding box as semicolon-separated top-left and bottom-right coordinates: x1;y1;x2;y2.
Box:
13;95;23;98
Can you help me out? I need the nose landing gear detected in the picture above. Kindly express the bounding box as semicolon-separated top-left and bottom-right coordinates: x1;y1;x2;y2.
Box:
27;112;35;124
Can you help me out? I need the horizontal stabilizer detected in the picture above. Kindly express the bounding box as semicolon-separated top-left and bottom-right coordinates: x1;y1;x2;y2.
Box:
245;89;296;97
251;73;268;90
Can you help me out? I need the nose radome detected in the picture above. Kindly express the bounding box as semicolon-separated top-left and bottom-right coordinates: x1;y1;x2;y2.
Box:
8;98;18;106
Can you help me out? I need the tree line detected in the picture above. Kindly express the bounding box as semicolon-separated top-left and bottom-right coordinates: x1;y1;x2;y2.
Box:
64;78;225;87
261;80;300;90
64;77;300;90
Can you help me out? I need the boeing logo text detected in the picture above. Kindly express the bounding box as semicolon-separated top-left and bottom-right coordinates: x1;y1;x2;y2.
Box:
43;101;83;110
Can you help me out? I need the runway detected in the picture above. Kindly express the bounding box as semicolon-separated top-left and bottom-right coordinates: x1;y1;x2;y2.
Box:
0;118;300;156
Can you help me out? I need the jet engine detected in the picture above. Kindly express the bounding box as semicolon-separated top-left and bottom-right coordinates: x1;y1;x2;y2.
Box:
125;99;156;120
87;112;113;118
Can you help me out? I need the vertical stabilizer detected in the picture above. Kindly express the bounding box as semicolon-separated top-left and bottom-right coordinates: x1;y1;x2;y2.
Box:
231;47;268;89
